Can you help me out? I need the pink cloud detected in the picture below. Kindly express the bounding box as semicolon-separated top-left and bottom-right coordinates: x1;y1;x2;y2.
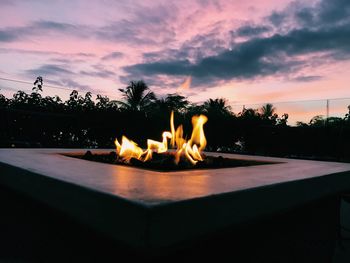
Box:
0;0;350;119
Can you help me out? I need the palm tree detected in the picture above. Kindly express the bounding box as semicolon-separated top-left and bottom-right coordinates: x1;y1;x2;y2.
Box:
240;108;258;118
117;80;156;111
153;93;189;114
260;103;276;120
165;93;189;112
203;98;232;116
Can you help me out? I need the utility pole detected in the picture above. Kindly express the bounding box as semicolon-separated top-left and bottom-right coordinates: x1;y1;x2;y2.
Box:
326;99;329;127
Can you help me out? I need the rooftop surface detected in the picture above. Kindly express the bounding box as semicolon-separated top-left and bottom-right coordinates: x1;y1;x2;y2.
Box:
1;149;350;205
1;149;350;249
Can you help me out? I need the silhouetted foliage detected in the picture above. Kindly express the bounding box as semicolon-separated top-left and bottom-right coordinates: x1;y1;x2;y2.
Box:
344;106;350;121
276;113;289;126
203;98;232;117
33;76;43;92
117;80;156;112
309;115;325;127
259;103;278;125
1;77;350;162
0;93;6;106
260;103;276;119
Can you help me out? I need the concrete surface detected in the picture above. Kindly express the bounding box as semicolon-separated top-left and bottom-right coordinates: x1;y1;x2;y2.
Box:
1;149;350;250
0;184;340;263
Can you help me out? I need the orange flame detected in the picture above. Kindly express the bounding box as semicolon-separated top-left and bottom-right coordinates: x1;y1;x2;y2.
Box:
173;114;208;165
114;136;144;163
177;76;192;91
114;111;208;165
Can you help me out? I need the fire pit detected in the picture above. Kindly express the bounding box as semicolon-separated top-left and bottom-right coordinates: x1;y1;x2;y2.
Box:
67;150;272;172
65;112;273;171
1;148;350;252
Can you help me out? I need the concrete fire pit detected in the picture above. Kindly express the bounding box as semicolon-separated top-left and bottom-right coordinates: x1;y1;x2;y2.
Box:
1;149;350;251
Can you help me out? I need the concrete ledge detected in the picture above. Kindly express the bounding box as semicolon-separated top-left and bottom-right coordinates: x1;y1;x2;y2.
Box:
1;149;350;250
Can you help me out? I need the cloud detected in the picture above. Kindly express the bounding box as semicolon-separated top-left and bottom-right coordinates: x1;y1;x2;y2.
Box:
122;0;350;87
101;51;123;61
31;20;77;31
95;6;177;46
268;11;286;27
314;0;350;25
289;75;323;82
125;59;190;76
48;78;90;91
79;70;114;78
124;25;350;82
79;64;115;78
141;23;230;66
0;20;90;42
196;0;223;10
3;0;350;95
0;48;95;58
75;52;96;57
22;64;91;91
26;64;74;77
0;6;178;46
26;62;116;81
235;25;272;37
0;30;17;42
0;0;15;5
267;0;350;29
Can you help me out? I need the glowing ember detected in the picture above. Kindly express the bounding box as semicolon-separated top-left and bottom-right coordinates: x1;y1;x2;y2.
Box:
114;111;208;165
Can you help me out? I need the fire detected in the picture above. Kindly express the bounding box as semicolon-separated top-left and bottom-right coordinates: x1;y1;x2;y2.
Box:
114;136;144;162
114;111;208;165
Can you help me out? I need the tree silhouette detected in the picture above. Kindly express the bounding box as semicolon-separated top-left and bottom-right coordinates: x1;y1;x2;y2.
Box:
296;121;308;127
117;80;156;112
276;113;289;126
165;93;189;113
33;76;43;92
259;103;278;125
11;91;29;108
0;93;6;106
82;92;95;110
28;91;42;107
96;94;109;109
201;98;234;150
203;98;232;116
153;93;189;114
1;78;350;162
326;117;343;127
66;90;82;110
260;103;276;119
240;108;259;119
345;105;350;121
309;115;325;127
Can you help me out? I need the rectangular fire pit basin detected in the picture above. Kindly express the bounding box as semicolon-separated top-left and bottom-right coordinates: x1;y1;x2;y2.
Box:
1;149;350;250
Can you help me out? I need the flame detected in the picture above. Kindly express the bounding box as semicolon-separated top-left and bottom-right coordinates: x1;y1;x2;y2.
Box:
114;136;144;163
170;111;176;148
114;111;208;165
177;76;192;91
144;131;172;161
174;114;208;165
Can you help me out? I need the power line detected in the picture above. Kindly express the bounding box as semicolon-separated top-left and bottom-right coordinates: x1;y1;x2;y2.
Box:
231;97;350;107
1;75;350;106
0;76;119;100
0;76;85;92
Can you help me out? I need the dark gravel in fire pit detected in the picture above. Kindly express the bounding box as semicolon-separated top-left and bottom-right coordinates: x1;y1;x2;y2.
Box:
68;151;273;172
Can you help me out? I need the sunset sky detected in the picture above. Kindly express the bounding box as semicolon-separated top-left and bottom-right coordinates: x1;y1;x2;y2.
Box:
1;0;350;122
